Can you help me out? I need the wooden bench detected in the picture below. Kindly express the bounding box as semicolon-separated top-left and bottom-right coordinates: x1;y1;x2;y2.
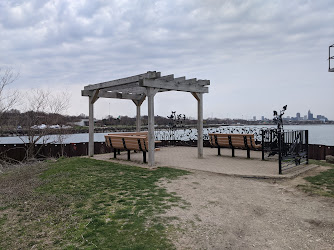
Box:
105;132;160;163
209;133;261;158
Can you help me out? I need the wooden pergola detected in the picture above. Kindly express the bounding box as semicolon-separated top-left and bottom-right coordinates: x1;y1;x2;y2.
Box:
81;71;210;166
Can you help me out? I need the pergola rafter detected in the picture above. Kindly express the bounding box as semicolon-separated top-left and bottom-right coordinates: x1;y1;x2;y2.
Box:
81;71;210;166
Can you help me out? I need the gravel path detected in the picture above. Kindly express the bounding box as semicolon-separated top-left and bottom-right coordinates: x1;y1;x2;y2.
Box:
161;169;334;249
94;147;316;178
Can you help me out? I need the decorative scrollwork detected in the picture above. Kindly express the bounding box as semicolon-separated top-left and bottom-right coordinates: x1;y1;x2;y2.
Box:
155;126;275;142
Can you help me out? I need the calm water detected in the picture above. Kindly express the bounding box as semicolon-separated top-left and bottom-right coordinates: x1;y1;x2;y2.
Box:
1;124;334;146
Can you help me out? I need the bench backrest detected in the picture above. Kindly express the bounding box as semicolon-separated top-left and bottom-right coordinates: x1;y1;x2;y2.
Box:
209;133;230;147
123;136;148;151
105;135;148;151
244;134;261;149
229;134;246;148
209;133;257;149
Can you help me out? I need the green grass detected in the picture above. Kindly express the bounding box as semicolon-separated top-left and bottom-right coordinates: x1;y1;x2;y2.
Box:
0;158;189;249
300;159;334;197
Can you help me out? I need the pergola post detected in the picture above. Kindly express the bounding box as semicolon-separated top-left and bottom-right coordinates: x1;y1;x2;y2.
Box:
192;92;203;158
88;96;94;157
136;105;141;132
133;96;146;132
197;93;203;158
147;88;157;167
88;90;99;157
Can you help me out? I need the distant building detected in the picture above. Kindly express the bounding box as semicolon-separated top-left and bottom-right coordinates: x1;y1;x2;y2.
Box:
304;115;307;120
308;110;313;120
253;116;256;121
261;116;264;121
296;112;301;120
316;115;328;122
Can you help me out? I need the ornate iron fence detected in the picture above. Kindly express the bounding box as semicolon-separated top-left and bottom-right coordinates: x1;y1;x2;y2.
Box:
261;128;309;174
155;126;268;142
155;126;309;174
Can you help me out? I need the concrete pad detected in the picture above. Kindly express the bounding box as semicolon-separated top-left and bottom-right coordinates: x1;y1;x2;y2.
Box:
92;146;318;179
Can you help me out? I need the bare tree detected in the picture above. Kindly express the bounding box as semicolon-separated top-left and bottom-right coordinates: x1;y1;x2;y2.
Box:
20;89;70;159
0;67;19;120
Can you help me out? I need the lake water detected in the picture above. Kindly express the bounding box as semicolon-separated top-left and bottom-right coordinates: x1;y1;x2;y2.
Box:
0;124;334;146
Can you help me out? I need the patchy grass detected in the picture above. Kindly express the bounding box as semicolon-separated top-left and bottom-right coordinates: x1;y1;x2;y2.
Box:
299;160;334;197
0;157;189;249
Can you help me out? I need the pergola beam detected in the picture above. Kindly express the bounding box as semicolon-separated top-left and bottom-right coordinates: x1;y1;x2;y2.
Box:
82;90;144;101
84;71;161;91
141;78;209;93
103;82;139;92
117;87;147;95
197;80;210;86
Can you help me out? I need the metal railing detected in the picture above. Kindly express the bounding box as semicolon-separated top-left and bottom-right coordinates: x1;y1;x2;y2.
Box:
154;126;266;142
261;129;309;174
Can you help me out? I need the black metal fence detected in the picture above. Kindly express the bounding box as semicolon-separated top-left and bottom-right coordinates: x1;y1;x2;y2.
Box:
155;126;264;142
261;129;309;174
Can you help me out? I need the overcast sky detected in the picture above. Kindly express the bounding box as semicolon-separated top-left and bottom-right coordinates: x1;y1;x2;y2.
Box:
1;0;333;120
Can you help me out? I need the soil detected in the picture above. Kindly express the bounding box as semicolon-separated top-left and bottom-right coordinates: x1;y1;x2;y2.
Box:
161;167;334;249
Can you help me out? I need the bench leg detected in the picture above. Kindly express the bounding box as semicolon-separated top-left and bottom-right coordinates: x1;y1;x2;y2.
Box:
118;149;121;155
218;147;221;156
232;147;235;157
143;151;147;163
114;149;117;158
247;148;250;159
127;150;131;160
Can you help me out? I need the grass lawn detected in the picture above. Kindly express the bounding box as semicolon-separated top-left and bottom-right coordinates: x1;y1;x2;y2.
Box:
0;158;189;249
300;159;334;198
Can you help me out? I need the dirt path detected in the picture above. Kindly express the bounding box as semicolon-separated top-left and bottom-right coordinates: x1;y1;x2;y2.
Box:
161;169;334;249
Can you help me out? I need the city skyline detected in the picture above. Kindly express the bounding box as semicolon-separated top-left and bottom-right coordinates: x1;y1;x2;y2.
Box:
253;109;329;122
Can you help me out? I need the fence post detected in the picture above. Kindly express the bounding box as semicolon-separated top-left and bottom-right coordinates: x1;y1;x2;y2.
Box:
305;130;309;164
278;131;282;175
261;130;265;160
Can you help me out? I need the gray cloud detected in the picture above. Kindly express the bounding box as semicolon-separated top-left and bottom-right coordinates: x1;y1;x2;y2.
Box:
0;0;333;119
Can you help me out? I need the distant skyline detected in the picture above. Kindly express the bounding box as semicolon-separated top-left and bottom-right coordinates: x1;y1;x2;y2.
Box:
256;109;330;121
1;0;333;120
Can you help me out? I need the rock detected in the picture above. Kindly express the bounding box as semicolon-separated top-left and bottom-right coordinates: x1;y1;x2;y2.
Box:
325;155;334;164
